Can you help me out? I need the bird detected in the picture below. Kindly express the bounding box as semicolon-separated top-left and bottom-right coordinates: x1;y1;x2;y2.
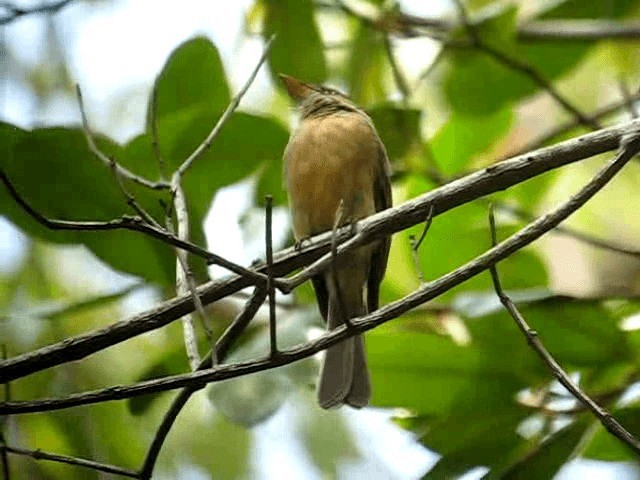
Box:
280;74;392;409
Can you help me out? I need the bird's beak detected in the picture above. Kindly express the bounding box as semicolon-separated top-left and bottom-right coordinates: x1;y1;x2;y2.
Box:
279;74;315;102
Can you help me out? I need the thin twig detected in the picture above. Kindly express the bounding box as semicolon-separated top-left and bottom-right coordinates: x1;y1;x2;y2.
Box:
451;0;600;130
149;81;168;181
383;33;410;103
503;91;640;160
493;201;640;259
0;444;138;478
75;85;169;191
487;205;640;455
518;19;640;42
0;168;272;286
176;34;275;178
4;126;638;413
1;345;9;480
2;119;638;384
171;182;205;369
265;195;278;357
409;205;434;283
139;287;266;480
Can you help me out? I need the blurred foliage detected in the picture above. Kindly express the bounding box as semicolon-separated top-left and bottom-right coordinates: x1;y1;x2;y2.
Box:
3;0;640;479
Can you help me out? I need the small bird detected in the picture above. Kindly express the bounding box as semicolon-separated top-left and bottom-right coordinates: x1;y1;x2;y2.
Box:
280;74;392;409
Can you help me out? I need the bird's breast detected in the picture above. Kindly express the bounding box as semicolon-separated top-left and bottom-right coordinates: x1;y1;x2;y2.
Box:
284;112;380;239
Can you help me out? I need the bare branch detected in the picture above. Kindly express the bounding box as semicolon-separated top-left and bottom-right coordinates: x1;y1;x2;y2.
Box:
0;168;271;286
451;0;600;130
330;200;350;326
502;91;640;160
493;201;640;259
487;204;640;454
618;78;639;119
518;19;640;42
0;444;138;478
322;3;640;42
1;119;637;384
171;182;205;369
139;287;266;480
265;195;278;357
75;85;169;191
409;205;434;284
176;35;275;178
2;124;638;413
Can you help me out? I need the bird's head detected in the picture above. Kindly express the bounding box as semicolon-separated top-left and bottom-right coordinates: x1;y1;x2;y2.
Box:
279;74;359;118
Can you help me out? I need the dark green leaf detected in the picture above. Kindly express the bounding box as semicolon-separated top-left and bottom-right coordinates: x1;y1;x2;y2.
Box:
368;105;422;163
583;403;640;461
368;331;534;416
420;407;530;479
497;419;590;480
0;125;175;284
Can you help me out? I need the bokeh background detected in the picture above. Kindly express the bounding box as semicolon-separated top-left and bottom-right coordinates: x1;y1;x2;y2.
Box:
2;0;640;478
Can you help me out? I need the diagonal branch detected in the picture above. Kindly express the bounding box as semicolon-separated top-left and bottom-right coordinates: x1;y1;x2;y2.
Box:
138;286;266;480
0;119;638;384
488;205;640;454
2;123;638;414
176;34;275;178
0;444;138;478
0;168;271;286
451;0;600;130
76;85;169;191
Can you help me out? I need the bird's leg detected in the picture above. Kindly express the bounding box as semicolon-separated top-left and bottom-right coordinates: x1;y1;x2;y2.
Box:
294;237;310;251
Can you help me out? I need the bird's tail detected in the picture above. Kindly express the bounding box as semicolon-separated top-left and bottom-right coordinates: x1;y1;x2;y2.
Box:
318;272;371;409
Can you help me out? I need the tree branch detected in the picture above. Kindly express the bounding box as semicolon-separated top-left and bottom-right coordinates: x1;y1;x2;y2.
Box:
0;168;271;287
451;0;600;130
1;119;637;384
176;34;275;178
0;444;138;478
2;123;638;414
139;286;267;480
488;205;640;454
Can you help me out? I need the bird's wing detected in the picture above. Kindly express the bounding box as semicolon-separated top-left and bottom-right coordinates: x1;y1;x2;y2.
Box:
367;141;392;313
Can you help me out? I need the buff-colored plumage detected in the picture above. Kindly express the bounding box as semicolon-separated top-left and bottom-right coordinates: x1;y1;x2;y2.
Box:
281;75;392;409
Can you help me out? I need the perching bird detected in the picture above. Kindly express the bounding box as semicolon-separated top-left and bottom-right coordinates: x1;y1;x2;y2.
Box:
280;74;392;409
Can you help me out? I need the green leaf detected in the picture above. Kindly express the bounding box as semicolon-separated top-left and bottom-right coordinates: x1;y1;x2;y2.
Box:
347;24;387;105
368;331;534;415
420;407;530;479
441;2;639;116
397;195;548;301
151;36;230;126
0;125;175;284
130;107;288;279
496;419;590;480
583;404;640;461
467;297;633;368
431;107;513;175
367;105;422;163
263;0;327;83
